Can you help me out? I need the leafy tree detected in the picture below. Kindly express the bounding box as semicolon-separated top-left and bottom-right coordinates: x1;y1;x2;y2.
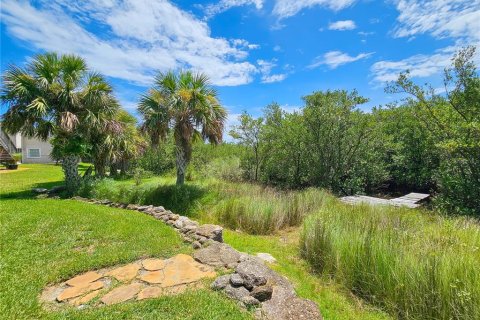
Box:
229;111;264;181
373;104;439;192
1;53;118;193
388;46;480;215
302;90;380;194
138;71;226;185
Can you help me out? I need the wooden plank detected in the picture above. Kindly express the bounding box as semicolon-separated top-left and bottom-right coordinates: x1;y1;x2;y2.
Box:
340;192;429;209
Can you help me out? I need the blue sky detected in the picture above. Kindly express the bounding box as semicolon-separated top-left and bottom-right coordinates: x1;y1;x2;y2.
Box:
1;0;479;129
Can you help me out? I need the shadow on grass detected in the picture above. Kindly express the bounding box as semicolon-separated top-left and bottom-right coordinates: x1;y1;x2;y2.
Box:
1;180;64;199
112;184;207;216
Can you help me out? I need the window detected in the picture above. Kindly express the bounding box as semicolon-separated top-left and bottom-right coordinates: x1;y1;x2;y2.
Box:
27;148;40;158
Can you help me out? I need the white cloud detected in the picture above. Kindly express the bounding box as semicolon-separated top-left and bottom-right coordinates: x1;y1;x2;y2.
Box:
273;45;282;52
0;0;258;86
328;20;356;31
262;74;288;83
393;0;480;42
358;31;374;36
273;0;357;19
257;59;288;83
370;1;480;84
204;0;264;18
370;46;470;82
309;51;374;69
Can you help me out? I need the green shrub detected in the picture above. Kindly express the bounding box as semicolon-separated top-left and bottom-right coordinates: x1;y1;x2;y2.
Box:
136;147;175;175
301;201;480;319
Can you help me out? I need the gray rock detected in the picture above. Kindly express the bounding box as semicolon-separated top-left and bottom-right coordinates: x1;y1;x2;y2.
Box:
193;242;242;268
211;275;231;290
230;273;244;287
137;205;153;211
154;206;165;212
260;286;322;320
224;284;250;301
250;285;273;302
236;257;294;291
241;295;260;307
235;259;269;289
181;225;198;234
32;188;49;194
174;216;193;229
256;253;277;264
192;241;201;249
196;224;223;242
152;212;167;219
170;214;180;221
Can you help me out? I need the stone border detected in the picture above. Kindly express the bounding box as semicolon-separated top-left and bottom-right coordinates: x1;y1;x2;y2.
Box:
70;196;322;320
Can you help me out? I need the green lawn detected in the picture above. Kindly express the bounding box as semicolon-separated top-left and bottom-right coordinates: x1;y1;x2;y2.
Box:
0;165;252;319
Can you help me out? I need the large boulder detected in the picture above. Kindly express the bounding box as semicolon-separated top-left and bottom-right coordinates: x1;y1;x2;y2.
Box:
235;258;289;290
195;224;223;242
257;284;321;320
193;242;241;268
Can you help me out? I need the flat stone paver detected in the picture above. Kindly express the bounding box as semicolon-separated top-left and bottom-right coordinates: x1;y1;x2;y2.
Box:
142;258;166;271
70;289;102;306
100;283;143;305
160;254;216;287
106;263;140;282
57;281;104;301
42;254;216;308
139;270;165;284
66;271;102;287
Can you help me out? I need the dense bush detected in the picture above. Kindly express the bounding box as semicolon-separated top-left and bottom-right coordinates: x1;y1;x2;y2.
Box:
136;144;175;175
301;201;480;319
388;46;480;215
230;92;389;194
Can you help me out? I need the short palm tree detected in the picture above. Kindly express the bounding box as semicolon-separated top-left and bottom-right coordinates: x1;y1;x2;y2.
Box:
138;71;226;185
1;52;118;193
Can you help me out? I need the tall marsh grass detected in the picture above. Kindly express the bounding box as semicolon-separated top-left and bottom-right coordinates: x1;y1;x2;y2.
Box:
301;200;480;319
86;177;329;234
212;187;329;234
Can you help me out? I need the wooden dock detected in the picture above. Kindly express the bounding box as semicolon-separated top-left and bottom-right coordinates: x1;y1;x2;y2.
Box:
340;193;430;208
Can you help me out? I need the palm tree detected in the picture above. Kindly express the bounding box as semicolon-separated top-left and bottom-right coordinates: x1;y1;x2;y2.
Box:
138;71;226;185
1;53;118;193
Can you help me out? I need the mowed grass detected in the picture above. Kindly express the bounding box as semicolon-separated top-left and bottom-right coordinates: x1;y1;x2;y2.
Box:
0;165;252;320
301;198;480;320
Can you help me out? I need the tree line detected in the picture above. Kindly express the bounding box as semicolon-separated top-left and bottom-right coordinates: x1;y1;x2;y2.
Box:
230;47;479;215
1;47;478;215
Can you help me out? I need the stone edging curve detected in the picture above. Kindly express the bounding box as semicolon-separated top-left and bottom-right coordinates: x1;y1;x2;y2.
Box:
71;197;322;320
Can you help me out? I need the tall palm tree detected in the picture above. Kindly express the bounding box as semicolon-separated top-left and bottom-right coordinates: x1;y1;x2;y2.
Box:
1;53;118;193
138;71;226;185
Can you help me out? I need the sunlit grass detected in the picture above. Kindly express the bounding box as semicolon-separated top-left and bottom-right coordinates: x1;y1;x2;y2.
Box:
301;200;480;320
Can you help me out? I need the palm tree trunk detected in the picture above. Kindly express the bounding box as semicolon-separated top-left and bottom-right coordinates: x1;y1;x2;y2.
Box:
93;156;107;178
62;154;81;194
176;145;187;185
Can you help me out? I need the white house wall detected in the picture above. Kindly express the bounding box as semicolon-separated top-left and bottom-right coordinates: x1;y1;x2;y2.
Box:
22;136;53;164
